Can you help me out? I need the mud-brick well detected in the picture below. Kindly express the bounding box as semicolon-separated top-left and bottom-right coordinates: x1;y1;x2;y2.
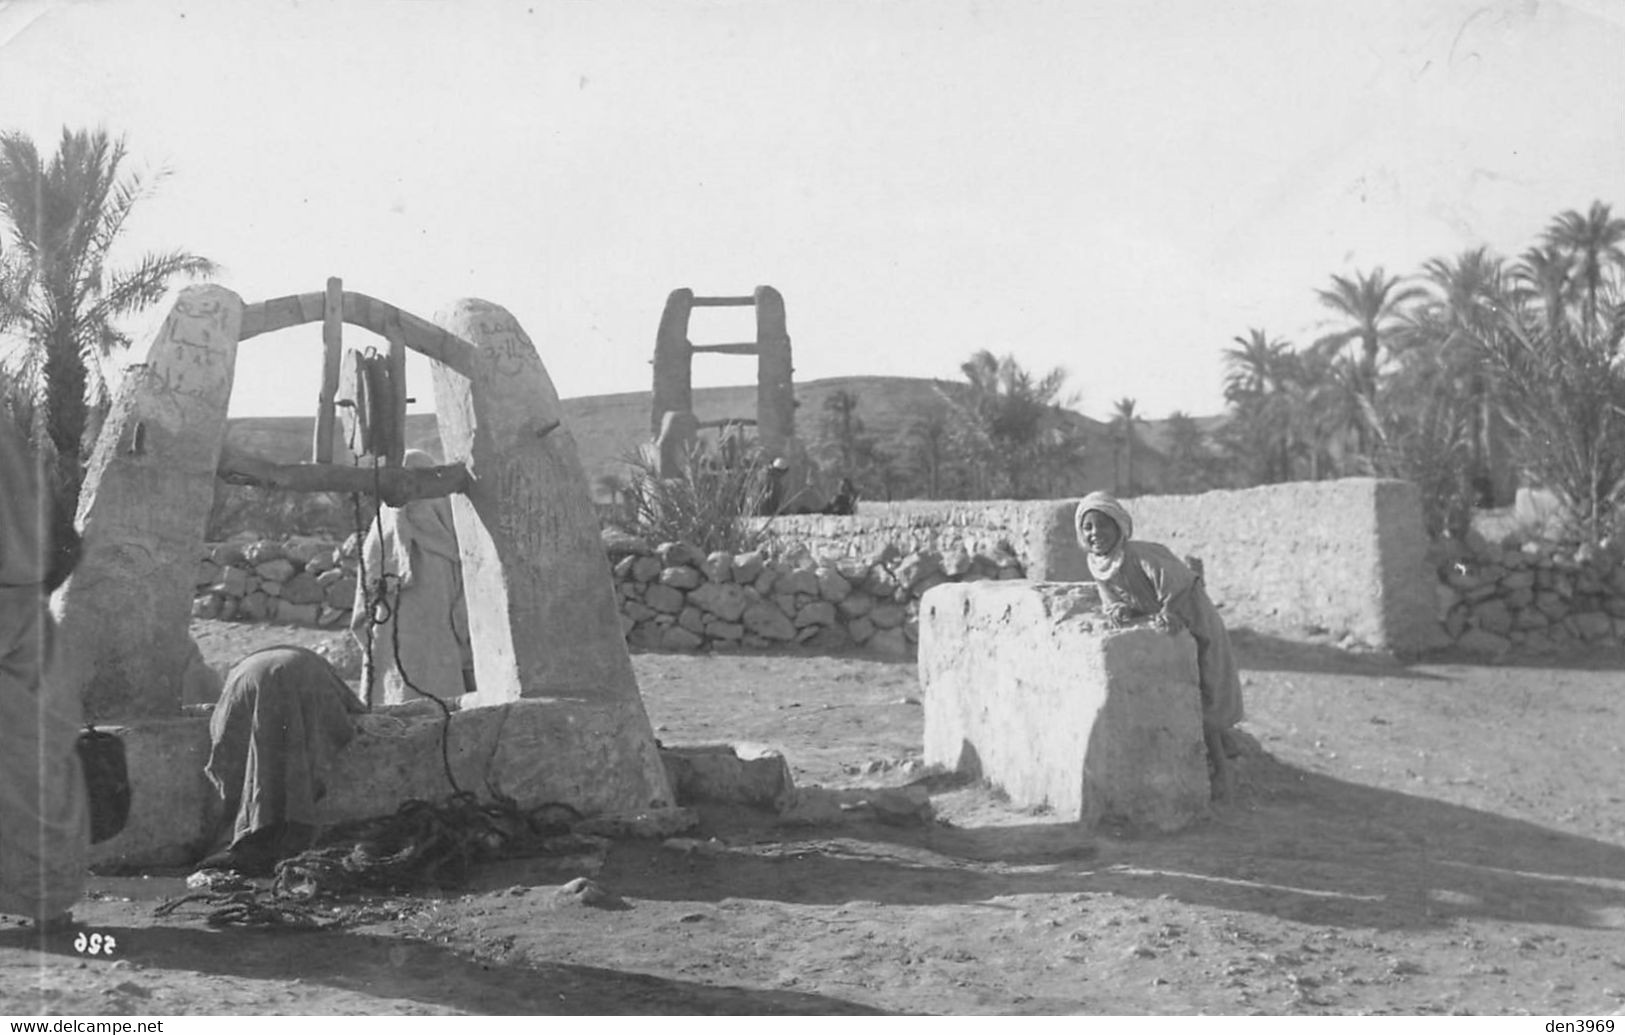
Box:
918;581;1210;832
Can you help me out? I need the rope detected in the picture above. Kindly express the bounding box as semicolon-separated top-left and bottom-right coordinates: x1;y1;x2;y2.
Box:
346;422;461;795
157;794;587;928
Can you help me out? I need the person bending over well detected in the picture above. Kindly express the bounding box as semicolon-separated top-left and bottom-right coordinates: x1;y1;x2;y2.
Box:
200;646;366;876
1074;491;1244;798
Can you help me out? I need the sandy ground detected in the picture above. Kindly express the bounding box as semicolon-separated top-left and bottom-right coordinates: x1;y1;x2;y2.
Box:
2;622;1623;1016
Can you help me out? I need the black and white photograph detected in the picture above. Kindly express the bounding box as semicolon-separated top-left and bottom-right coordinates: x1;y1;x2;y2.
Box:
1;0;1623;1020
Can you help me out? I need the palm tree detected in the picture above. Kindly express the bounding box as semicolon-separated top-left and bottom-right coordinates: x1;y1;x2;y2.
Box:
1221;328;1290;403
950;350;1072;498
1510;244;1575;326
1162;410;1212;493
0;127;216;515
1109;397;1145;494
1414;247;1516;505
1543;201;1625;347
1221;329;1297;482
1314;268;1427;391
1314;268;1426;458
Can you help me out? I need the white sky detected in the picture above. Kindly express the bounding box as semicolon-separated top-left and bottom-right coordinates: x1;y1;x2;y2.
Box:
3;0;1623;421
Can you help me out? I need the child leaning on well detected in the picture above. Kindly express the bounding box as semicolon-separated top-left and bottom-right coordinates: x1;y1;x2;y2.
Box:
1074;491;1244;799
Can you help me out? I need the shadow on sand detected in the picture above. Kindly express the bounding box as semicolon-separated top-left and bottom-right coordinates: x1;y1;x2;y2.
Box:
600;744;1625;935
0;921;882;1016
1229;628;1451;681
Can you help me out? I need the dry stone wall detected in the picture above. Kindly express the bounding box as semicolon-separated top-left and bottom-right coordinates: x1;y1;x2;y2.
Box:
1431;534;1625;658
189;530;1028;657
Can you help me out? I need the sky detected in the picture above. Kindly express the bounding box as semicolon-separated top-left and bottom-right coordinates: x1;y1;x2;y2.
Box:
3;0;1624;423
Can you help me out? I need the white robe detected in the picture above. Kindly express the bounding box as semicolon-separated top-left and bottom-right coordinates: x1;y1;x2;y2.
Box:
350;495;472;706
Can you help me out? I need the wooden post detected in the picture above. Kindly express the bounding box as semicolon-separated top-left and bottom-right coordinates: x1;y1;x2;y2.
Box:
384;309;408;467
314;277;343;462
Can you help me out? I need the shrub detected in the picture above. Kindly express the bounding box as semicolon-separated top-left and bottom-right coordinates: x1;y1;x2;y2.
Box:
614;439;773;555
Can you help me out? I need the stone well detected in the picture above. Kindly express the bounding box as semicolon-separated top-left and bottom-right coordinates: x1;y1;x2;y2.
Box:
919;581;1210;831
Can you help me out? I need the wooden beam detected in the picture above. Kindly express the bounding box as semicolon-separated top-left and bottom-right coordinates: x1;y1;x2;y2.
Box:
238;290;477;377
384;309;409;467
217;455;472;508
690;295;756;307
239;292;325;340
690;342;761;355
314;277;343;463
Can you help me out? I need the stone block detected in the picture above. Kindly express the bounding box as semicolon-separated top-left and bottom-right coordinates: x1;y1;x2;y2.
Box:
688;581;749;622
630;556;663;583
794;600;836;627
702;551;734;583
657;541;703;567
1513;606;1549;630
644;584;685;614
868;627;910;658
804;624;850;651
848;616;876;643
281;571;325;606
195;559;220;589
87;719;218;869
281;536;330;568
1458;627;1512;657
306;553;337;575
659;626;704;651
869;602;906;629
742;601;796;641
1471;599;1513;636
837;591;874;619
1573;611;1613;641
214;566;250;598
731;550;766;584
815;567;852;602
895;550;942;589
659;565;702;590
677;606;706;635
920;582;1209;831
325;576;357;610
602;528;651;560
777;568;820;597
1535;592;1567;619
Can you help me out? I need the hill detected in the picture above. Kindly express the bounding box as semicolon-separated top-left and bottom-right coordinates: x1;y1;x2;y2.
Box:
222;375;1215;503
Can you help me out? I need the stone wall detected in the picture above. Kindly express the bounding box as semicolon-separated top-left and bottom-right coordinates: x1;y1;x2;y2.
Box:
1430;535;1625;657
764;479;1443;653
191;478;1447;656
190;535;360;627
189;531;1027;657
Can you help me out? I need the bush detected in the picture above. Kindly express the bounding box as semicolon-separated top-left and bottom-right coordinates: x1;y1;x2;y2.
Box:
614;440;773;555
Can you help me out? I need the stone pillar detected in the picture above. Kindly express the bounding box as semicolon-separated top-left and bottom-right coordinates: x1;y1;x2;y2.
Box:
651;289;694;439
431;301;640;704
753;285;794;457
919;581;1210;831
55;285;243;719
